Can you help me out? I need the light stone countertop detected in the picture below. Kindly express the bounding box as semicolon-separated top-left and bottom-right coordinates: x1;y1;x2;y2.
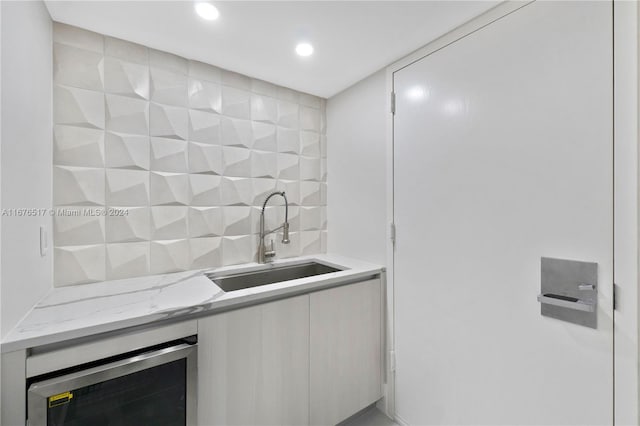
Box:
1;254;383;353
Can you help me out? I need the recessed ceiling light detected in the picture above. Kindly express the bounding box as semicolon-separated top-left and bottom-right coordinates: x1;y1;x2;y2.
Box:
295;43;314;57
195;2;219;21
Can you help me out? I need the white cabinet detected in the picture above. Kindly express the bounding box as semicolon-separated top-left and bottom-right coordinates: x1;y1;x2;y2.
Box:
309;279;383;425
197;278;383;426
197;295;310;426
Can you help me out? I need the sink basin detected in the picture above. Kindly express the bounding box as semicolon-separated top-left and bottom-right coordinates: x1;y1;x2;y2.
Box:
206;262;342;292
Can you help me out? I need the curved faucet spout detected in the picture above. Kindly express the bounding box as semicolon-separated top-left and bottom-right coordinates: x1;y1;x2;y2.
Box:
258;191;290;263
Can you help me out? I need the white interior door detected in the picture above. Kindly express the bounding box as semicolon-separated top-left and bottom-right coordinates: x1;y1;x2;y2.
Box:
393;2;613;425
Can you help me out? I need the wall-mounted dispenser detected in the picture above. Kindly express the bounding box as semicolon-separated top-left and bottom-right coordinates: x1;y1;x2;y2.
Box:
537;257;597;329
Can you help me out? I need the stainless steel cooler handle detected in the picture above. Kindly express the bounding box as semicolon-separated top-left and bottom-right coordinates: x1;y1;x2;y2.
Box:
537;294;596;313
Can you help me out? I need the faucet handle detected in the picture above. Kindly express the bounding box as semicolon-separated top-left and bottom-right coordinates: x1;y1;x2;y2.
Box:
264;239;276;259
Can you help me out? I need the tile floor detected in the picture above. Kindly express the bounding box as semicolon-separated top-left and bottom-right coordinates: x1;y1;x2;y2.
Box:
340;407;399;426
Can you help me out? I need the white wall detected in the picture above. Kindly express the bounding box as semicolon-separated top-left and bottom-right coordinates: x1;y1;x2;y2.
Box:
1;1;52;338
326;70;387;266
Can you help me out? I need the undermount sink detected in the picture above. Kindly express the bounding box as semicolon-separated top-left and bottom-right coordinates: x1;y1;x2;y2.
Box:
206;262;343;292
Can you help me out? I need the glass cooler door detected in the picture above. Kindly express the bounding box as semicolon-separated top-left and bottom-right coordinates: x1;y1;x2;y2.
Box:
27;343;197;426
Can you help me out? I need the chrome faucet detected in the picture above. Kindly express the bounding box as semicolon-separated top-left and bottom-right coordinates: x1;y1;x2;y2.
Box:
258;191;290;263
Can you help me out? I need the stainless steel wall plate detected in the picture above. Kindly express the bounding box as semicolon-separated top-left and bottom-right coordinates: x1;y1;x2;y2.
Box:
539;257;597;329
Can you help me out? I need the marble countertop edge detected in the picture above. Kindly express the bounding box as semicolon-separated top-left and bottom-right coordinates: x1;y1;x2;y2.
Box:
1;254;384;354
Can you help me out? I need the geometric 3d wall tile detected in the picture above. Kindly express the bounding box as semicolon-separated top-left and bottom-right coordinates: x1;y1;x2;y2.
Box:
251;78;277;98
321;158;327;182
222;146;252;177
105;132;150;170
190;237;222;270
54;125;105;168
222;86;251;120
106;169;150;206
222;70;251;90
301;230;322;255
53;24;327;286
54;166;105;206
320;135;327;158
300;181;321;206
300;206;322;231
276;180;300;206
277;231;301;259
151;207;188;240
189;207;223;238
188;78;222;114
222;235;253;266
188;110;220;144
106;242;150;280
106;206;150;242
299;156;321;181
277;127;300;154
288;206;301;231
252;122;277;152
54;213;105;246
53;22;103;53
320;104;327;134
105;36;149;65
150;172;189;206
259;204;299;233
151;239;190;274
104;57;150;100
221;117;253;148
251;150;277;179
321;230;327;253
54;85;105;129
54;244;106;286
149;49;188;75
189;142;223;175
150;102;188;140
106;94;149;135
54;43;104;91
222;206;253;236
189;61;221;84
300;131;321;157
190;174;221;206
320;207;327;230
252;178;277;205
255;205;276;231
300;106;321;132
251;94;277;123
278;153;299;180
151;138;188;173
221;177;253;206
150;67;188;107
299;92;321;109
320;182;327;206
277;86;299;102
277;100;299;129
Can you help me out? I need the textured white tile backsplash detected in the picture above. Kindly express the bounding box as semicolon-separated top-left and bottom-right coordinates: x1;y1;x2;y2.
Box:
52;22;327;286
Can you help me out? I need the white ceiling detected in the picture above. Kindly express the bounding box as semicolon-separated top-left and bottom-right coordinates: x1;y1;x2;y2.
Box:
44;1;499;98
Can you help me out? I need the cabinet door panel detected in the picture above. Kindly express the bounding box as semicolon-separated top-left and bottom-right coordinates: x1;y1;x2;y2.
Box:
198;295;310;426
310;279;383;425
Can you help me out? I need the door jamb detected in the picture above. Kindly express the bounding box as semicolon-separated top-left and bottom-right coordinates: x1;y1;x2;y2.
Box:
612;1;639;424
